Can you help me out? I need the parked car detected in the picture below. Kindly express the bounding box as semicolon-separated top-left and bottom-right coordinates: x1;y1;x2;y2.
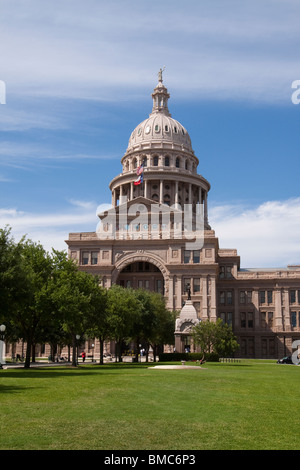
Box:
277;356;294;364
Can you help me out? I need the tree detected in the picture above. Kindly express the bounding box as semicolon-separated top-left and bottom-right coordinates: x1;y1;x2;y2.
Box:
85;284;108;364
0;227;30;329
192;319;239;358
106;284;142;362
146;292;177;362
48;250;101;366
2;236;53;368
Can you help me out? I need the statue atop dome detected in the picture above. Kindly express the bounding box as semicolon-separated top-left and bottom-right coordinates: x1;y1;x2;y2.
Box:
158;66;166;83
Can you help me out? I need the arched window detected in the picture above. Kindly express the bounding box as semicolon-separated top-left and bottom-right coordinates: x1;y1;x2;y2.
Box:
153;156;158;166
152;194;159;202
176;157;180;168
164;194;171;206
165;156;170;167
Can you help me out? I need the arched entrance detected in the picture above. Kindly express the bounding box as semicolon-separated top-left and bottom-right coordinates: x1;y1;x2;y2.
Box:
111;252;170;297
117;260;164;294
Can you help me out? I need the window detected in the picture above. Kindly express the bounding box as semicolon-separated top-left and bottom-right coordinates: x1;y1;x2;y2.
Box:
184;278;191;294
165;156;170;166
220;291;225;304
240;290;252;304
193;278;200;293
226;266;232;278
267;290;273;304
82;252;89;265
248;312;254;328
176;157;180;168
153;156;158;166
291;311;297;328
220;312;233;327
290;290;296;304
145;280;150;290
164;194;170;206
91;252;98;265
193;250;200;263
259;291;266;304
156;279;163;294
219;266;225;279
165;125;169;132
241;312;254;328
227;291;233;305
138;280;143;289
184;250;191;263
268;312;273;328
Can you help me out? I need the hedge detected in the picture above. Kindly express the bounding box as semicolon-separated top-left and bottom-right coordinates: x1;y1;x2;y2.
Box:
158;352;220;362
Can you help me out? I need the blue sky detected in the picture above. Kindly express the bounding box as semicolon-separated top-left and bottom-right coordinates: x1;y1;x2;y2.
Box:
1;0;300;267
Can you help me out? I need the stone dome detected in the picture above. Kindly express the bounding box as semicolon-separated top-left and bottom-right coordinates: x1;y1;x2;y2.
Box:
125;75;194;155
127;113;193;154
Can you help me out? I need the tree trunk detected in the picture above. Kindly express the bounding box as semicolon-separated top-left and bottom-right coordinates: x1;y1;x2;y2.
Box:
100;338;104;365
31;344;36;363
72;334;77;367
24;340;31;368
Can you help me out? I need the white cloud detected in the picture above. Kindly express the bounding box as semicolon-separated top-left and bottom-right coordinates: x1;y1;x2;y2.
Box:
1;197;300;267
210;197;300;268
0;203;101;253
1;0;300;103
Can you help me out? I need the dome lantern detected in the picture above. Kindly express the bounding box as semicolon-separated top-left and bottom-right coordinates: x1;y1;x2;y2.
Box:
151;67;171;116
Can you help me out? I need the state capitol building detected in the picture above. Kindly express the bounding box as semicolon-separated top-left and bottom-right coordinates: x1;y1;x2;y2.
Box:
65;72;300;360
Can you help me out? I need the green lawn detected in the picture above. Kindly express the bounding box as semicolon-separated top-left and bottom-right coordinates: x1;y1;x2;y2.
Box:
0;360;299;450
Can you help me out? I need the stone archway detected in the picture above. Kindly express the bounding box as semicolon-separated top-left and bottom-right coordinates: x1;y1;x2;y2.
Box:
111;251;170;297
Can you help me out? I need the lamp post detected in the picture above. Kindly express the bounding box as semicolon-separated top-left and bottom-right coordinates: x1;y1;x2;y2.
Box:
0;324;6;369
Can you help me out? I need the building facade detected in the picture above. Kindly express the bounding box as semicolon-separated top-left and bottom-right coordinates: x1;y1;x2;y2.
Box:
64;73;300;359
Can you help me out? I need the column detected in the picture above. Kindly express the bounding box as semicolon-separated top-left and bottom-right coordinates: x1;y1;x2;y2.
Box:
210;276;217;321
204;191;208;225
119;185;124;205
167;275;174;310
175;275;182;310
189;183;192;206
130;182;133;200
175;180;179;205
112;189;117;207
159;179;163;204
283;289;290;329
252;289;260;330
275;288;283;330
198;187;203;216
201;275;208;319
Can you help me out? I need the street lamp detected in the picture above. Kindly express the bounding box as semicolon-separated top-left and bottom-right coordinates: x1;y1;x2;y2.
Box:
0;324;6;369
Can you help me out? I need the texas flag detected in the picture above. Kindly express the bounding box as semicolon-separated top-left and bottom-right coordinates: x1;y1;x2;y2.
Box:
136;162;144;175
134;173;144;186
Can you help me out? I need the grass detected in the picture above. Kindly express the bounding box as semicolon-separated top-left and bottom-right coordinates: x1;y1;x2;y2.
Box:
1;360;300;450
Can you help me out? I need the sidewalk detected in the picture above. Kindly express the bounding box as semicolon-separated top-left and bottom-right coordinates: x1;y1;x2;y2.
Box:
1;361;73;369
